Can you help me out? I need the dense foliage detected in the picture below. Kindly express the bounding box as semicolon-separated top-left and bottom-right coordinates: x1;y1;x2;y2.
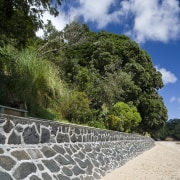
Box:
105;102;142;132
156;119;180;140
0;45;64;118
0;0;63;47
0;1;169;135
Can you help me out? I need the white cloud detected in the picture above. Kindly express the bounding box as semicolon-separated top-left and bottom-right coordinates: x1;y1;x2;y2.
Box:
36;0;180;43
170;96;180;103
121;0;180;43
36;11;69;37
66;0;180;43
68;0;122;28
170;96;176;103
156;67;177;85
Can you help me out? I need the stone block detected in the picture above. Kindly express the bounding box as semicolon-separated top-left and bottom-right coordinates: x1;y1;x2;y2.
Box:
41;146;56;158
8;131;21;144
53;145;66;154
42;159;60;172
41;127;50;143
72;165;85;176
0;170;13;180
23;125;39;144
11;150;30;160
62;167;73;176
3;120;14;133
57;133;70;143
42;173;52;180
0;155;16;171
55;154;71;165
13;162;36;179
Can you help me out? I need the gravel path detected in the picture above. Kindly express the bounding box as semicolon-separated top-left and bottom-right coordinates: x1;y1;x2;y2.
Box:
101;141;180;180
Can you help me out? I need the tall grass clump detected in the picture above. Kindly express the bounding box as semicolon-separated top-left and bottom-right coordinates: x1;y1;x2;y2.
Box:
0;45;66;119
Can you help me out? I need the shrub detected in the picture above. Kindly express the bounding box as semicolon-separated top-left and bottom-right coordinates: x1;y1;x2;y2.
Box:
105;102;142;132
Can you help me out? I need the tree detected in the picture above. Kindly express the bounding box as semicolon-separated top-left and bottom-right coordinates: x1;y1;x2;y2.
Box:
60;91;92;124
105;102;142;132
0;0;63;47
89;70;140;108
156;118;180;140
165;119;180;140
37;20;65;66
138;92;168;134
63;21;89;46
61;27;168;133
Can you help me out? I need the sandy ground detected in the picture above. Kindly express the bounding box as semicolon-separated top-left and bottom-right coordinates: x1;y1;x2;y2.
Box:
101;141;180;180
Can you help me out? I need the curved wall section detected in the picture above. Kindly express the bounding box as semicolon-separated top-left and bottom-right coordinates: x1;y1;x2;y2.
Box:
0;114;154;180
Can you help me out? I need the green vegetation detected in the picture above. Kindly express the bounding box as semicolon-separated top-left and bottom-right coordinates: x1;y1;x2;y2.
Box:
156;119;180;140
0;1;169;136
0;45;65;118
0;0;63;47
105;102;142;132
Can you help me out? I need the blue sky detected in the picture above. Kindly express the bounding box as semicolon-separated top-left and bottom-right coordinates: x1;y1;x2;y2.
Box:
37;0;180;120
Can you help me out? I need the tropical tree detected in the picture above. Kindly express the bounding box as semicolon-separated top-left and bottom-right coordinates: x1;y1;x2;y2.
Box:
138;92;168;134
60;27;168;133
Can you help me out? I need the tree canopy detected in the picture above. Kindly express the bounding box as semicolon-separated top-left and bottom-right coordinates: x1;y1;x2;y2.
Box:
0;0;63;47
156;118;180;140
0;1;169;136
59;25;168;134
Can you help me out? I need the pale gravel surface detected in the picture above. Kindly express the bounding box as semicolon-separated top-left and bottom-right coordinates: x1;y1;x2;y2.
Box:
101;141;180;180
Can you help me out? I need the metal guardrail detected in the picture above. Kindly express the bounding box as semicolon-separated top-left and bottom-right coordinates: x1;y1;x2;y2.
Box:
0;105;28;117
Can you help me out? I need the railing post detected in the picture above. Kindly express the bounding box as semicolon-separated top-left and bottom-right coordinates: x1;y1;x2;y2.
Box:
0;106;4;114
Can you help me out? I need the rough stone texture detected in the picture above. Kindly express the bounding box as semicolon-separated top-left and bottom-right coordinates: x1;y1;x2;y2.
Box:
11;150;30;160
30;175;41;180
3;120;14;133
53;144;66;154
0;114;150;145
55;154;71;165
41;127;50;143
15;125;23;132
8;131;21;144
13;162;37;179
0;140;154;180
0;114;155;180
0;156;16;171
42;173;52;180
37;164;44;171
26;149;43;159
23;125;39;144
57;133;70;143
57;174;71;180
62;166;73;176
0;170;13;180
41;146;56;158
42;159;60;172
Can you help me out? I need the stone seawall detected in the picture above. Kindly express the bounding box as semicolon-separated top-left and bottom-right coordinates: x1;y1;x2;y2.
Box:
0;114;155;180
